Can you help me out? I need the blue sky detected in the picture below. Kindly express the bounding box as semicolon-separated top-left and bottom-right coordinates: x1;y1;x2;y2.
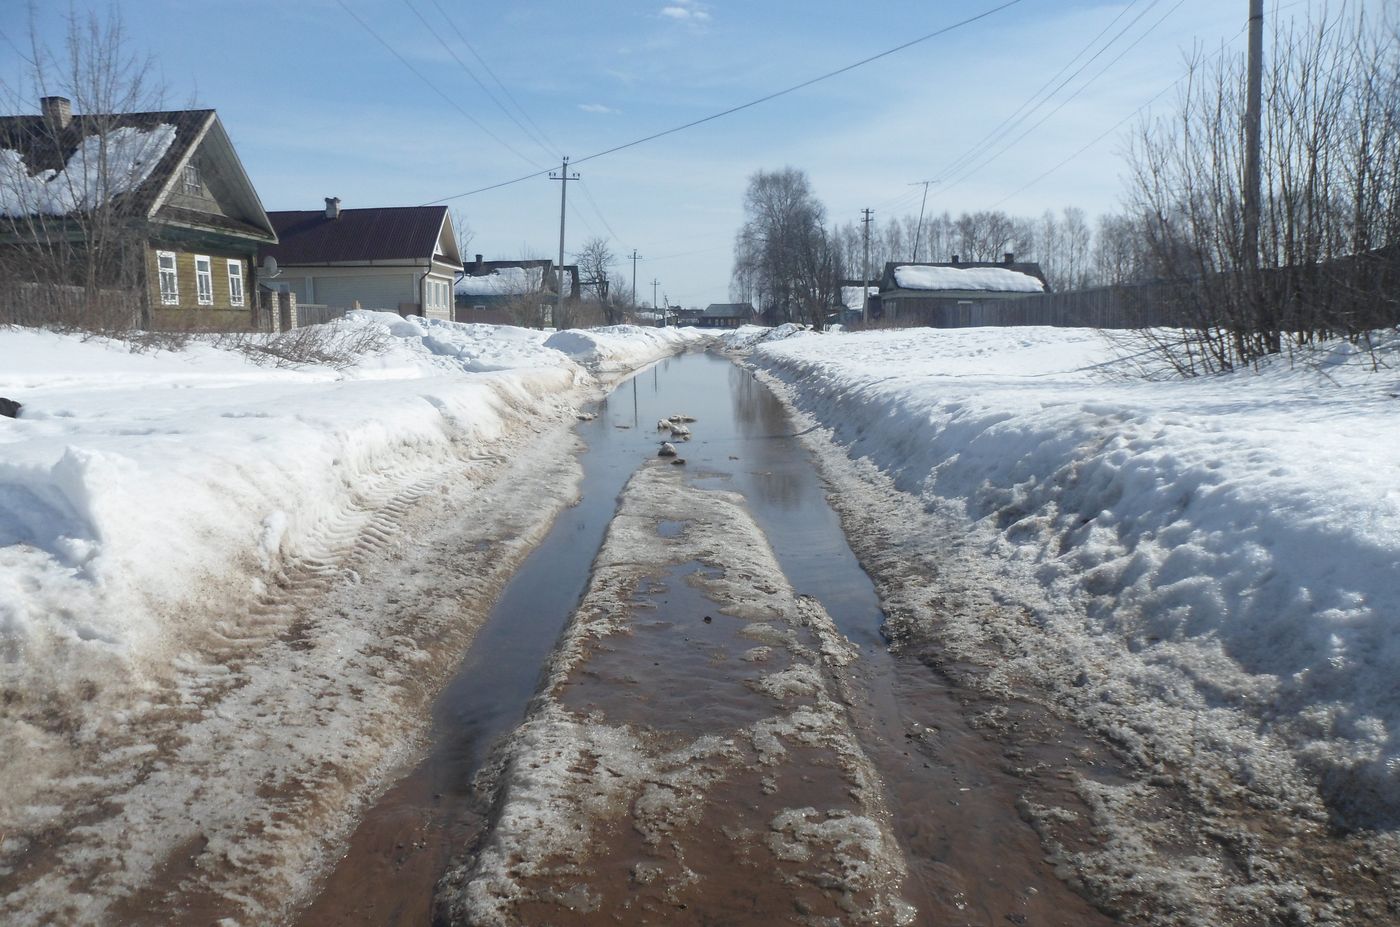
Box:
2;0;1377;306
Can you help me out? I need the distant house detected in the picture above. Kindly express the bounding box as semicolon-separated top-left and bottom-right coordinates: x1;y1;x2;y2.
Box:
456;254;579;326
675;306;704;326
0;97;277;330
260;200;463;320
698;303;754;329
838;281;878;324
872;254;1048;326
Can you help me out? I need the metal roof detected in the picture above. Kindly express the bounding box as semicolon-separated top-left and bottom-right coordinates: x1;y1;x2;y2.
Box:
262;206;449;265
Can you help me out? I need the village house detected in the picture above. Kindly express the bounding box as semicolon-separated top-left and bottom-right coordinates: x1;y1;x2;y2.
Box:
259;200;463;322
871;254;1048;326
0;97;277;330
697;303;754;328
456;254;579;326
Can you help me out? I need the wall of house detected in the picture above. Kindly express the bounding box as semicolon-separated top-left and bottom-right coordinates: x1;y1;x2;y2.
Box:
145;243;254;331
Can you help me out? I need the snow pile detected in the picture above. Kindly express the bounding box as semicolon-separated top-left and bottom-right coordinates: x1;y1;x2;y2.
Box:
0;315;696;709
713;323;814;352
543;323;707;372
893;264;1044;292
753;327;1400;823
0;124;176;216
455;265;543;297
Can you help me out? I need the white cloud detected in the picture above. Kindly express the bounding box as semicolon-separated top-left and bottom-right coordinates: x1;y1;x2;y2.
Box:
578;103;620;114
659;2;711;23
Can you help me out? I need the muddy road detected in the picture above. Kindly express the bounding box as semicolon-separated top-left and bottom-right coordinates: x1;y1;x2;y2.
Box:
297;352;1122;926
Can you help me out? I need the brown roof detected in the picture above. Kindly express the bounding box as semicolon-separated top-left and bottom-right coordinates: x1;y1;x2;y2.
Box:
0;109;212;215
261;206;449;265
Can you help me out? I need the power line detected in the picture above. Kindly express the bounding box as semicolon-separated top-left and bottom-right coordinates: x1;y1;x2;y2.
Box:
575;178;621;243
426;0;560;155
934;0;1152;182
334;0;544;168
941;0;1188;194
986;0;1317;208
403;0;558;161
425;0;1029;204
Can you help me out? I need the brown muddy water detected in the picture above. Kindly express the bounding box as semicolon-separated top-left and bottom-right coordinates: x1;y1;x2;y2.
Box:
296;352;1120;926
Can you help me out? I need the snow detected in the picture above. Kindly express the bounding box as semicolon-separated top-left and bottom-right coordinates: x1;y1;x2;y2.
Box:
454;265;542;297
892;264;1045;292
713;323;813;352
0;124;176;216
0;314;700;778
543;323;706;372
750;327;1400;826
841;285;877;311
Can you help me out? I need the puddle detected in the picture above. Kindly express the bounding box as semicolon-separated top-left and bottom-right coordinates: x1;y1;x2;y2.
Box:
296;352;1122;926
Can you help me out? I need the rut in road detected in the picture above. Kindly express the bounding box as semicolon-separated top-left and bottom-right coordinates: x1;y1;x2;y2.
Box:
439;462;914;924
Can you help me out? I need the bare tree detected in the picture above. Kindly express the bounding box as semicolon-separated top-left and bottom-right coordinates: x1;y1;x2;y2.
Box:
1126;8;1400;373
0;6;166;331
575;235;624;324
731;167;836;327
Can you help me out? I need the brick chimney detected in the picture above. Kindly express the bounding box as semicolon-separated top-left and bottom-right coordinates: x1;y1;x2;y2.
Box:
951;254;960;264
473;253;484;274
1004;252;1015;264
325;196;341;219
40;96;72;130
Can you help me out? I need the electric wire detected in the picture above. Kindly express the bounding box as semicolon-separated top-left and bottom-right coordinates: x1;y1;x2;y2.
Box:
424;0;1029;204
426;0;561;154
934;0;1151;182
986;0;1317;207
402;0;558;161
334;0;545;168
575;178;622;244
941;0;1188;194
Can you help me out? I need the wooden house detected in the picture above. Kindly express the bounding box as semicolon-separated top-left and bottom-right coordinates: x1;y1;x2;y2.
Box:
697;303;754;328
456;254;579;326
0;97;277;330
872;254;1049;326
260;201;463;321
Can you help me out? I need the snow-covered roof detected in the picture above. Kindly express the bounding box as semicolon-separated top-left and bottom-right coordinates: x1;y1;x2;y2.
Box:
893;265;1044;293
456;266;544;297
841;285;877;311
0;124;176;217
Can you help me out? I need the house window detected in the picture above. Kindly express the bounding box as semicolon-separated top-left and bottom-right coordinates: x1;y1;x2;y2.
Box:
227;259;245;307
195;255;213;305
157;251;179;305
183;163;201;195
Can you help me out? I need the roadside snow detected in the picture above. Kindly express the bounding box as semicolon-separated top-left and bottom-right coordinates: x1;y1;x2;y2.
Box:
750;327;1400;827
543;323;706;372
0;315;702;838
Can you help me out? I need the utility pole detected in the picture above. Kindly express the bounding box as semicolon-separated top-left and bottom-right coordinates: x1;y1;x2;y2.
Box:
651;278;661;325
861;208;874;325
549;156;579;329
909;180;938;262
630;249;642;307
1243;0;1263;273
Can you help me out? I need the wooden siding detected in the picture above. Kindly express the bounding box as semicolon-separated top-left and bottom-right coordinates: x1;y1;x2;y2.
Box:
145;243;255;330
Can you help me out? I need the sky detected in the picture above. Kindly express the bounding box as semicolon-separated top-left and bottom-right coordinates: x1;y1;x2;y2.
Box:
1;0;1386;307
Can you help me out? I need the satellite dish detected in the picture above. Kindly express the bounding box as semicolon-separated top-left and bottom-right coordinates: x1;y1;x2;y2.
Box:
262;255;280;278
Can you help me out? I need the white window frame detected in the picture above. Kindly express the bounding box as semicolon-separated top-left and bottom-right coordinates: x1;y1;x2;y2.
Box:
183;163;201;195
195;255;214;306
157;250;179;305
227;259;245;307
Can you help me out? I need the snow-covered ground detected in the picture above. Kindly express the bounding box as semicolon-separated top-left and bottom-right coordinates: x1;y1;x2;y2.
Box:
0;314;705;923
747;326;1400;918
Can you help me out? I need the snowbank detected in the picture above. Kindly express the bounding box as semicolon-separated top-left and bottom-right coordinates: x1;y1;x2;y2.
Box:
543;323;707;372
0;315;693;704
713;323;814;352
753;327;1400;824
